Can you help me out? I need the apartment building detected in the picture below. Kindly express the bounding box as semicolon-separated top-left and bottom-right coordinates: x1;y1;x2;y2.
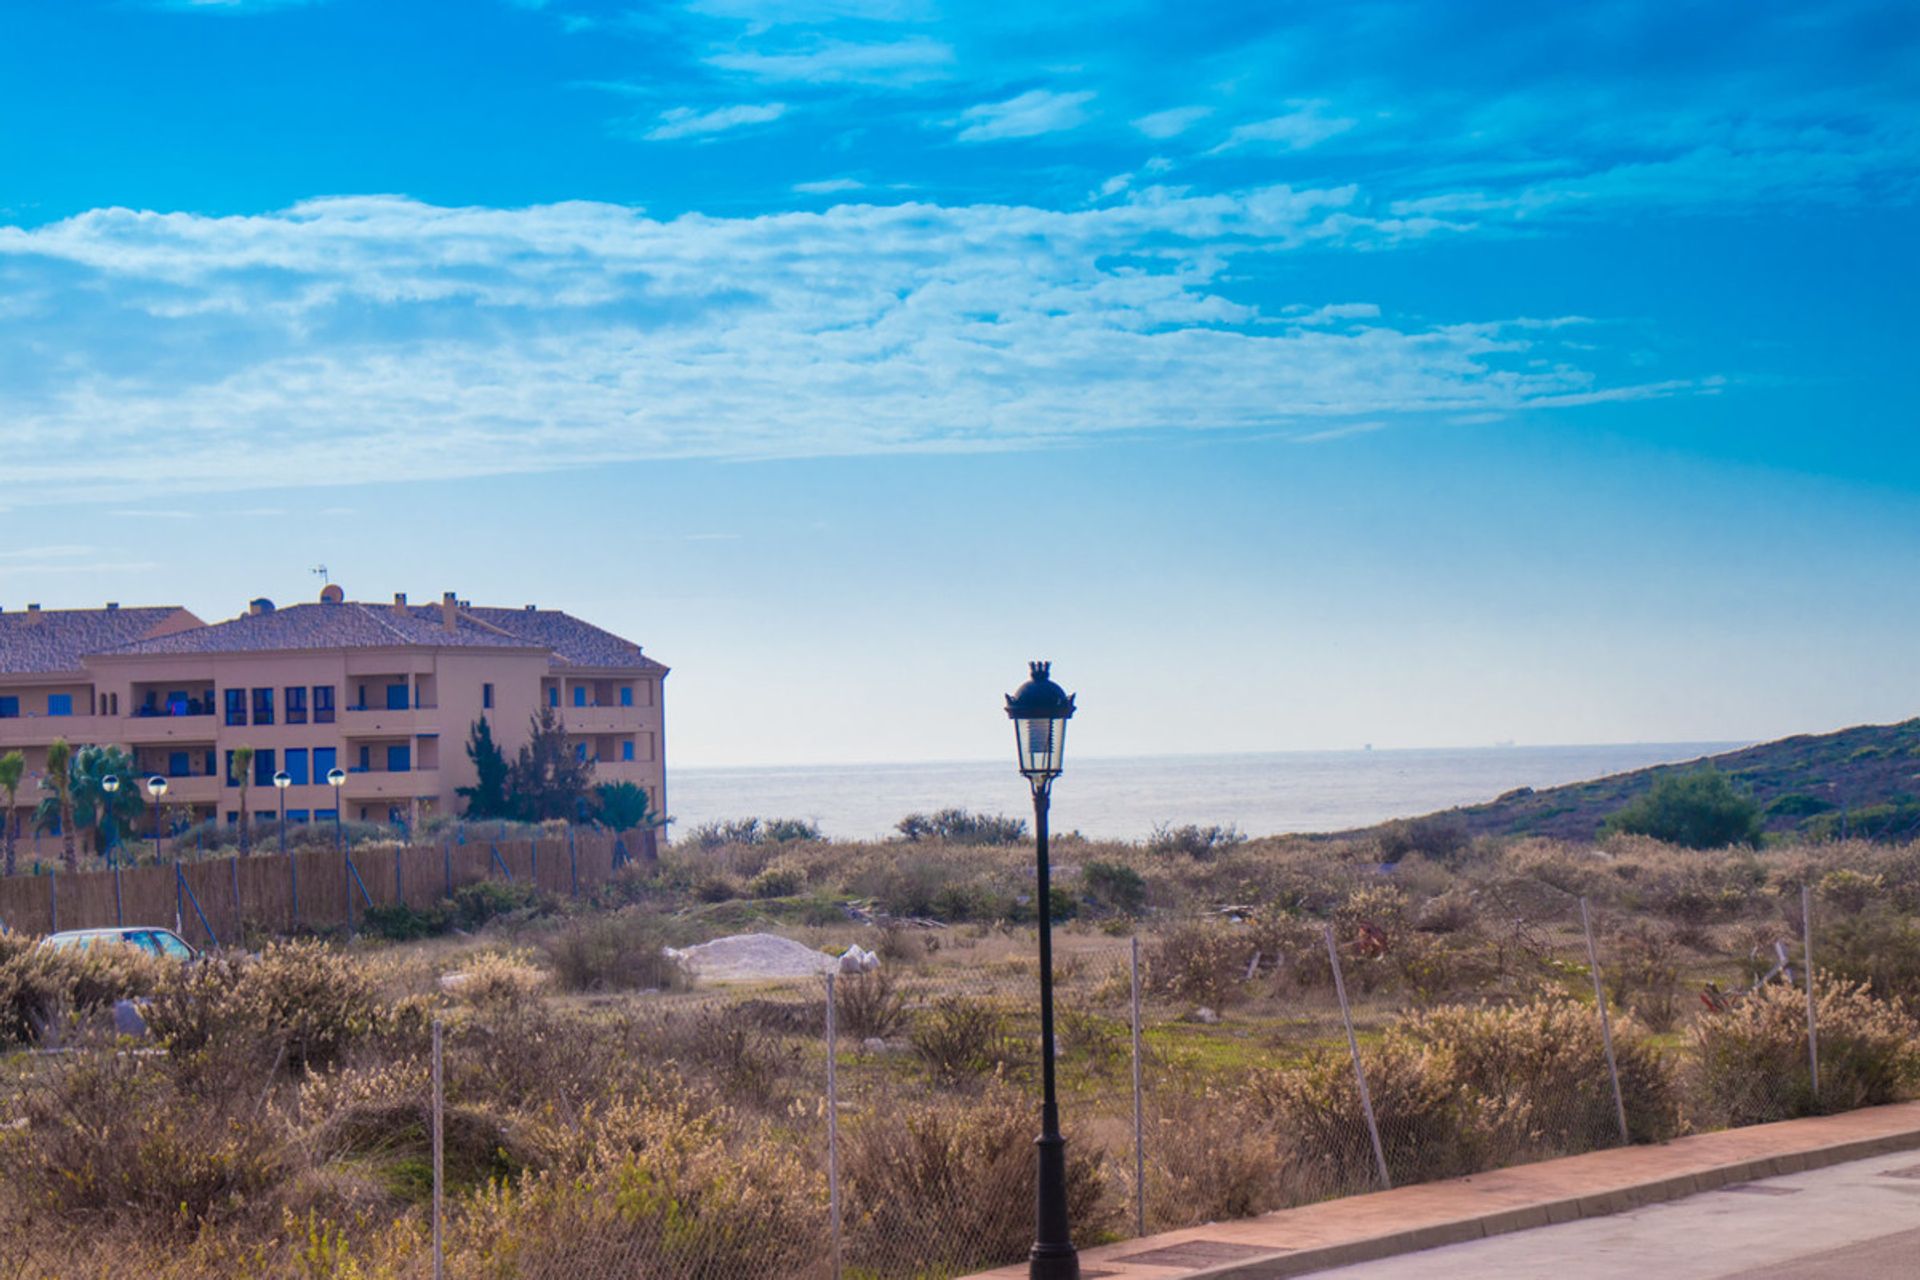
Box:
0;588;667;844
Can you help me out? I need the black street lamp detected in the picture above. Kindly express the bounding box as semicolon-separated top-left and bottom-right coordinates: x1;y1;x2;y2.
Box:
327;767;349;936
1005;660;1079;1280
101;775;120;868
273;770;292;857
146;775;168;863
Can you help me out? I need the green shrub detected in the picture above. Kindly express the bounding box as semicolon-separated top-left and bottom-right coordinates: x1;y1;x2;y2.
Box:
895;809;1028;845
1602;768;1764;849
910;996;1012;1082
1687;977;1920;1125
682;817;824;849
449;878;553;929
1082;859;1148;914
835;967;907;1041
1376;816;1471;864
1808;802;1920;842
362;901;451;941
542;911;687;993
1145;822;1247;859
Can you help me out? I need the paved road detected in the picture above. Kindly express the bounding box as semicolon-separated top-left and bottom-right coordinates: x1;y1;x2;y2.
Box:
1312;1149;1920;1280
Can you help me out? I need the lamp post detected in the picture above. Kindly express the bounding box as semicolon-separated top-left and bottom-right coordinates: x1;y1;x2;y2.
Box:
146;775;168;864
1005;660;1079;1280
273;770;291;857
101;775;120;868
328;767;349;937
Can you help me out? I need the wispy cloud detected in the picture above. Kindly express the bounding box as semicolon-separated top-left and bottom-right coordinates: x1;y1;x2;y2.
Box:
1132;106;1211;140
1212;102;1357;153
954;89;1094;143
794;177;866;194
708;37;953;86
0;191;1687;502
638;102;787;141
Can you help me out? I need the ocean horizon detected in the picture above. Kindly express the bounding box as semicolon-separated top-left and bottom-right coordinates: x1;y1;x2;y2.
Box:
664;741;1746;843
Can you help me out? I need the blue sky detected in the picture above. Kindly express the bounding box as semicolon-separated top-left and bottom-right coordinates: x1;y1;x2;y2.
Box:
0;0;1915;767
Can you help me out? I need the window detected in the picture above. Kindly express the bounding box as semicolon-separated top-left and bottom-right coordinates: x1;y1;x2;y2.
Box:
203;750;216;777
620;685;633;707
47;694;72;717
252;687;274;726
387;744;411;773
313;747;337;780
573;685;587;708
315;808;337;823
286;809;310;824
548;686;559;708
224;751;237;787
285;686;307;725
313;686;335;724
575;742;588;763
386;683;409;711
482;683;494;710
285;748;309;786
225;689;247;727
253;749;276;789
622;739;635;762
168;751;188;778
0;697;16;719
357;745;371;771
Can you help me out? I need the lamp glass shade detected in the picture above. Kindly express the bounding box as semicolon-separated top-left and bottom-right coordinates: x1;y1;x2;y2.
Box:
326;768;346;787
1004;660;1076;782
102;775;120;793
273;771;292;790
147;776;168;797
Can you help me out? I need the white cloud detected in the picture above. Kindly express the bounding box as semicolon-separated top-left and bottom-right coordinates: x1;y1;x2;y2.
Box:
1132;106;1212;140
955;89;1095;143
640;102;787;141
708;37;953;86
0;191;1683;502
794;178;866;194
1213;102;1356;153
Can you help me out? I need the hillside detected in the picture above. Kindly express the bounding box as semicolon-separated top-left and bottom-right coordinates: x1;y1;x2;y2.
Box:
1407;717;1920;844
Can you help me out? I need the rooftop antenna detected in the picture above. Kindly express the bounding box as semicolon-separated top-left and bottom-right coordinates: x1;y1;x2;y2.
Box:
311;564;330;585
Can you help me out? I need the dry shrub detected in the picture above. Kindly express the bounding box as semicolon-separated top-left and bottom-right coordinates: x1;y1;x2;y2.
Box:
542;909;686;993
0;1038;285;1234
835;967;906;1040
145;940;384;1075
0;934;164;1046
455;949;550;1011
1819;904;1920;1003
447;1096;825;1280
1687;976;1920;1126
844;1081;1111;1276
1606;920;1685;1031
1143;1086;1295;1230
1397;999;1682;1149
910;995;1012;1082
1145;921;1257;1007
1247;1040;1474;1192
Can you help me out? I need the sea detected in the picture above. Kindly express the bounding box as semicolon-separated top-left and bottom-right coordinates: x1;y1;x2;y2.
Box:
664;742;1742;843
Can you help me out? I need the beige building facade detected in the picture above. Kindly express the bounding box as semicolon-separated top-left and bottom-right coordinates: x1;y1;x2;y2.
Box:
0;589;666;843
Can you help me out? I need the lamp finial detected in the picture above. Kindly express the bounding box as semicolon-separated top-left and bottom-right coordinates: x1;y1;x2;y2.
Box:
1030;660;1050;681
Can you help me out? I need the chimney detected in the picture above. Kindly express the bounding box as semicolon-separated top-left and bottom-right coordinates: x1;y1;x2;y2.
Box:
249;598;275;617
23;604;40;625
524;604;537;611
392;592;408;617
105;602;120;611
442;591;458;633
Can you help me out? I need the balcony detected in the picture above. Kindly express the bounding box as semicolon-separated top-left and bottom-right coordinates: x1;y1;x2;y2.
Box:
0;712;119;749
121;713;220;744
149;775;220;804
341;768;440;800
561;705;643;735
340;704;439;737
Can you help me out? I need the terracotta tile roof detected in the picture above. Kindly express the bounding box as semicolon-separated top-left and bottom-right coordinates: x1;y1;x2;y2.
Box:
98;602;541;658
464;608;666;672
0;606;198;675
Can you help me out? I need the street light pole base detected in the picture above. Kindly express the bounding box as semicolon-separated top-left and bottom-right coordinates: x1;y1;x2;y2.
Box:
1029;1242;1080;1280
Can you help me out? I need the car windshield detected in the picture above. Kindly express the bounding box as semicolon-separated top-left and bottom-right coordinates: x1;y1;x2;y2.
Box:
150;931;195;960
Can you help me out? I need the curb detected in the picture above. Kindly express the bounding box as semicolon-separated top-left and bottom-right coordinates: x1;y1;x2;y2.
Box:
1184;1125;1920;1278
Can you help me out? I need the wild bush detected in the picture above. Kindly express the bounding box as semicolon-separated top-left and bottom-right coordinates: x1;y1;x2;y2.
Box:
542;910;686;993
1396;999;1682;1149
449;879;555;929
1141;1085;1296;1230
454;950;550;1011
896;808;1028;845
1376;815;1471;865
835;967;907;1041
1144;921;1258;1007
1082;859;1148;914
746;859;806;898
683;816;824;849
1602;768;1764;849
1605;921;1685;1032
1145;822;1247;860
1819;904;1920;1003
843;1082;1111;1275
910;995;1013;1082
145;941;382;1074
0;934;164;1047
1687;977;1920;1126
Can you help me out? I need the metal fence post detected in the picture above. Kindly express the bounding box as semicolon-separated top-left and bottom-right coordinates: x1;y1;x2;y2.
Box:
432;1018;445;1280
1324;924;1391;1191
825;970;843;1280
48;869;57;933
1130;934;1146;1238
1802;884;1820;1106
114;863;124;927
1579;897;1632;1146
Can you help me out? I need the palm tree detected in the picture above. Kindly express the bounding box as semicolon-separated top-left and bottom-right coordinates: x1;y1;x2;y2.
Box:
231;746;254;855
0;750;23;877
66;744;144;857
43;738;76;872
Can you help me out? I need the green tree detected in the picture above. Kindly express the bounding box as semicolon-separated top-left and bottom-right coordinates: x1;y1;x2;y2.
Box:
506;706;594;822
457;717;512;819
230;746;255;854
1603;767;1765;850
591;780;656;831
64;745;145;856
39;738;77;872
0;750;22;876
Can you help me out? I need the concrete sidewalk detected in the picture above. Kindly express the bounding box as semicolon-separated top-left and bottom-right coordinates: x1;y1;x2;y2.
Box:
967;1101;1920;1280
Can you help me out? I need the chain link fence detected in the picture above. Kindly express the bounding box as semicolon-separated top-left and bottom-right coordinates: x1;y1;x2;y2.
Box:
0;876;1906;1279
